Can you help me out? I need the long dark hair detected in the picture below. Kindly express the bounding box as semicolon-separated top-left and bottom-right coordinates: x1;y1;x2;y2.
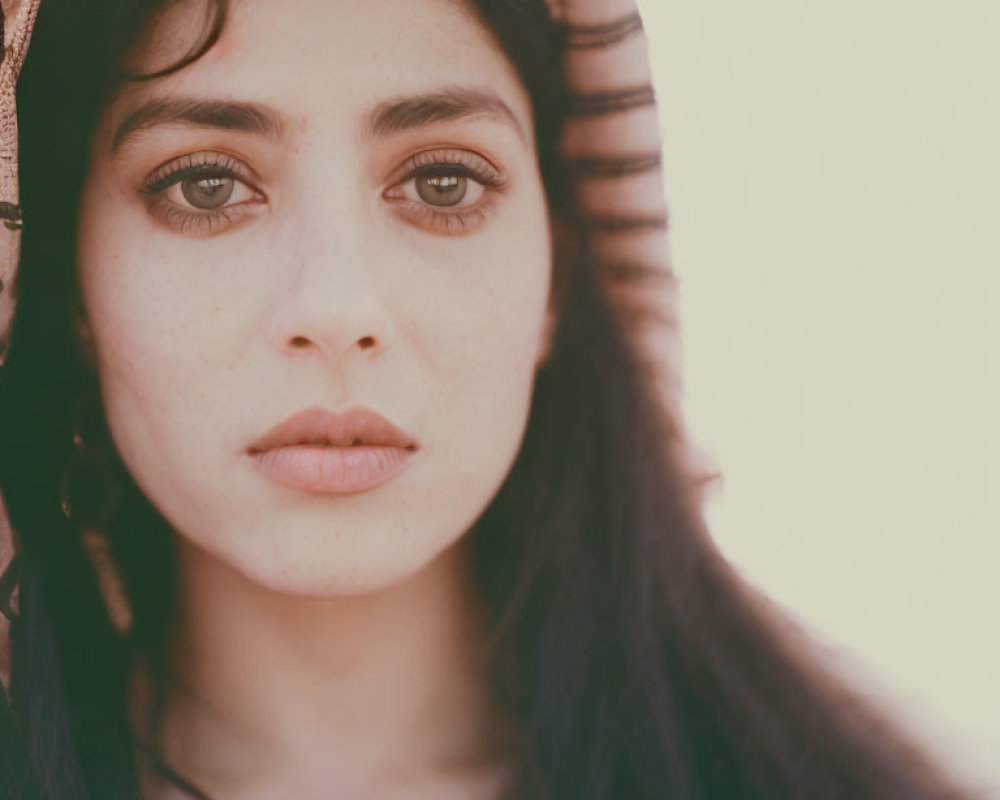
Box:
0;0;975;798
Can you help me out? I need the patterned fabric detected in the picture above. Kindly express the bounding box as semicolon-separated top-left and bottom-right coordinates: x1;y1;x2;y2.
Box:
0;0;40;698
0;0;715;697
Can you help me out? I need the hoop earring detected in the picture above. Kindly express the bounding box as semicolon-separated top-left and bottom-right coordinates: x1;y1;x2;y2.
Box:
60;391;133;636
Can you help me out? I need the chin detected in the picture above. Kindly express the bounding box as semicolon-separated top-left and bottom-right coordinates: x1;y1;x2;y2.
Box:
205;517;468;600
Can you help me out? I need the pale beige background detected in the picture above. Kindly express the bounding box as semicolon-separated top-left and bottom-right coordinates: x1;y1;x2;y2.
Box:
638;0;999;793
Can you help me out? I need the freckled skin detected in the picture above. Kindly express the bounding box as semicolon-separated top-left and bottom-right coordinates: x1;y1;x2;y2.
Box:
76;0;553;598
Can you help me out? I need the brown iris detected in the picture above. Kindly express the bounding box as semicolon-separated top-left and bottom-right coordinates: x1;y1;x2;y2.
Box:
415;174;467;207
181;176;236;210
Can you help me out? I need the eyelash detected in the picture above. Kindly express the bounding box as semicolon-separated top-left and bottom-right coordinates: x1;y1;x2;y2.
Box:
139;149;509;237
384;149;508;235
140;152;263;236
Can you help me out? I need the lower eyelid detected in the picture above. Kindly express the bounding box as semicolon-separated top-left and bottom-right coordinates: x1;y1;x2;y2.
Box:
391;195;499;235
384;170;505;234
143;194;265;235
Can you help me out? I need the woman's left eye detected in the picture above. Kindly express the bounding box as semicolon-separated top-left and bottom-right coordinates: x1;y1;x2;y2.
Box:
396;170;486;209
384;150;509;236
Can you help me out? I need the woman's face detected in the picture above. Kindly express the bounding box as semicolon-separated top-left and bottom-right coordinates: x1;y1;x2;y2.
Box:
76;0;553;596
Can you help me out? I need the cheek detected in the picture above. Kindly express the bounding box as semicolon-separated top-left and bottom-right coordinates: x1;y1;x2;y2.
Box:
75;181;230;495
415;189;553;385
76;165;254;380
411;193;552;493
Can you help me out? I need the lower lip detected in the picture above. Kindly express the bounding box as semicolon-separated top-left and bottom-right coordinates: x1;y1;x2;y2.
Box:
247;445;416;494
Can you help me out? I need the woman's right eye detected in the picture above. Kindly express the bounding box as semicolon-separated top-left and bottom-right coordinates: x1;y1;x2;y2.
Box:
141;152;265;236
162;169;256;211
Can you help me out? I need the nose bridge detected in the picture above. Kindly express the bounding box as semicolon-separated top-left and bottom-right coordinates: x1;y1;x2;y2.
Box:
270;158;393;361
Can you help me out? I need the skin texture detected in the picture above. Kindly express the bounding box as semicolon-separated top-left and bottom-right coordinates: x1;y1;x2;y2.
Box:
75;0;553;796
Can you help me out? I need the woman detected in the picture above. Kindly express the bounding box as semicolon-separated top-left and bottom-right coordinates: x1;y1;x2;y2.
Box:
0;0;975;798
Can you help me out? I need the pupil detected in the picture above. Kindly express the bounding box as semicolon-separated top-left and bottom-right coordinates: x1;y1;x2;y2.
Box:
416;174;467;207
181;176;235;209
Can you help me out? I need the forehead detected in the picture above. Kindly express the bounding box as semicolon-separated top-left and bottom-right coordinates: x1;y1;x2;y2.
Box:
107;0;533;142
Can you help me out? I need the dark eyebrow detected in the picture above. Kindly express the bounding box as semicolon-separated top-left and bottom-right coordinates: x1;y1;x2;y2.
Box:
364;87;526;143
110;86;526;155
111;98;285;154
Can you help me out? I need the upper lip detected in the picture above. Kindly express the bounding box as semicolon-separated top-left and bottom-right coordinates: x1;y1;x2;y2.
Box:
247;406;419;453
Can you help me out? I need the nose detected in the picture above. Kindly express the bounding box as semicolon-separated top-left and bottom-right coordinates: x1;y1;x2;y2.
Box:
269;211;395;368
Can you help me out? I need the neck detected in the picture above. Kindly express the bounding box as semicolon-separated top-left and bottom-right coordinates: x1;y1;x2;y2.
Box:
131;536;517;798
